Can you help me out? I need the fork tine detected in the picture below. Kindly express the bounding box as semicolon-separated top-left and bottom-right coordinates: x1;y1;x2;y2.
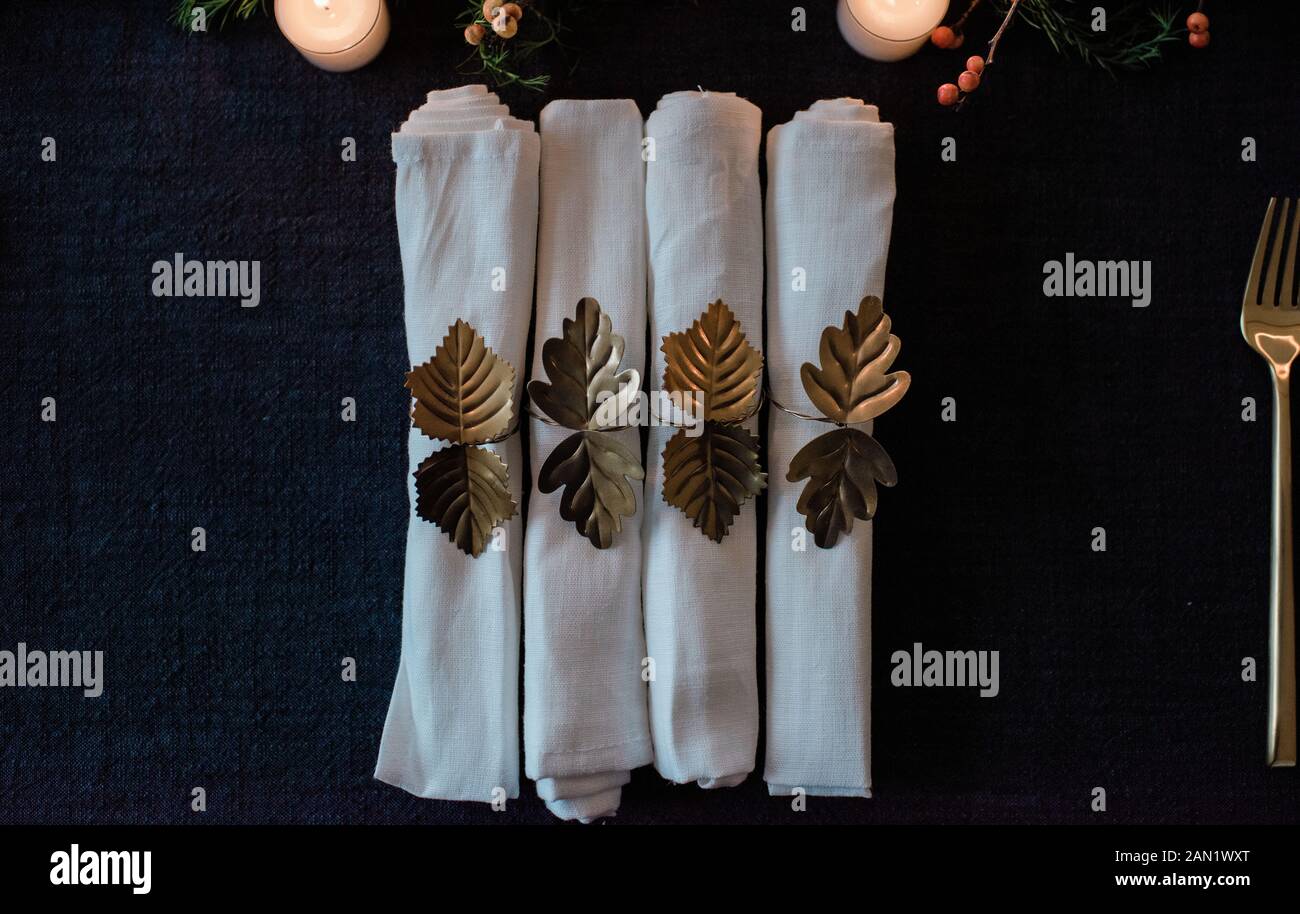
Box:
1284;198;1300;307
1263;198;1284;305
1246;197;1278;306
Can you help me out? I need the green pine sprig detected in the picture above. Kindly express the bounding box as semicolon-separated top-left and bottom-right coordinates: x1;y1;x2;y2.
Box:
993;0;1184;74
171;0;267;30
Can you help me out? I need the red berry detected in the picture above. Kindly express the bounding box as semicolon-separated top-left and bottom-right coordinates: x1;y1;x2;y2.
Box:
1187;12;1209;33
966;55;985;74
952;32;965;48
958;70;981;92
1188;29;1210;48
937;83;960;106
931;26;955;49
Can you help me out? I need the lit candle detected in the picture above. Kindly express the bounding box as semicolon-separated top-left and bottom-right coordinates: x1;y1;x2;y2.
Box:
274;0;390;72
837;0;949;62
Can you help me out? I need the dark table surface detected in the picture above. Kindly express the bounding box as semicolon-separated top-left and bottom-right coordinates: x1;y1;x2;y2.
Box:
2;1;1298;825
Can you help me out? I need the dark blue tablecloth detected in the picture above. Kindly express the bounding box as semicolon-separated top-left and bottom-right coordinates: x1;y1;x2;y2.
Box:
2;1;1298;824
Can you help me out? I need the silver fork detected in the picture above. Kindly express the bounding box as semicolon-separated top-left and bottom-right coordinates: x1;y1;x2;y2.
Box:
1241;197;1299;767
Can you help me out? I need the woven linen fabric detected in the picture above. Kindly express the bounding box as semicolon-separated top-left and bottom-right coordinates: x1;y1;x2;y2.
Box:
763;99;895;798
523;99;653;822
404;107;512;128
398;88;527;136
398;116;530;135
641;90;763;788
374;88;539;803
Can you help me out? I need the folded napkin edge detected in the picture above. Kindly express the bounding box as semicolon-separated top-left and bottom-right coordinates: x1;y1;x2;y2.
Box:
391;128;538;165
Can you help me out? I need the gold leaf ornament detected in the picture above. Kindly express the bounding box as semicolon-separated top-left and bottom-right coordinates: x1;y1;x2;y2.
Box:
527;297;641;431
662;299;763;423
662;423;766;543
538;430;644;549
800;296;910;425
406;319;516;445
528;297;645;549
414;445;517;558
405;318;519;557
658;299;766;542
788;296;909;548
787;427;896;549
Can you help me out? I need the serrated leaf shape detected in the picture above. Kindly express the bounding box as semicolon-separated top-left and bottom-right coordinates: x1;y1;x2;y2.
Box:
538;430;644;549
662;423;767;543
800;296;910;425
662;299;764;423
787;427;897;549
406;319;515;445
414;444;518;557
528;297;640;431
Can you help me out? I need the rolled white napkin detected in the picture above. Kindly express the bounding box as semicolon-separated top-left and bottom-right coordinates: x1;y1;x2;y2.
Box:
406;106;511;123
375;91;540;803
424;84;489;102
406;86;511;124
524;99;653;822
794;99;879;123
417;94;501;111
641;90;762;788
400;91;526;135
401;89;508;127
397;116;531;135
763;99;895;798
417;98;505;111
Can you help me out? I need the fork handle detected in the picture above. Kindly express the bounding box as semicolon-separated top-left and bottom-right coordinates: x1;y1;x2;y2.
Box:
1269;373;1297;767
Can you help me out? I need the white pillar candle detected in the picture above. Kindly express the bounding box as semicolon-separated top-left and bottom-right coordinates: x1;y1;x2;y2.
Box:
274;0;390;72
837;0;949;62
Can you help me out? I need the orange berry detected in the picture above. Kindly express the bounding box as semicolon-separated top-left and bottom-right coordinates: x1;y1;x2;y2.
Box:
951;32;965;48
491;8;517;37
1188;29;1210;48
464;23;486;45
966;55;985;73
931;26;955;49
958;70;981;92
1187;12;1209;33
937;83;960;106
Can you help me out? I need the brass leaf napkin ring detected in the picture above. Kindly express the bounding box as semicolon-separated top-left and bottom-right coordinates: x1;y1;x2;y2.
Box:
777;295;910;549
406;319;519;558
660;299;767;543
527;297;645;550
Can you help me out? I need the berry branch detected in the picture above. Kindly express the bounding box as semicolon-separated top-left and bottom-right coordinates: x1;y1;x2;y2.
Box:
932;2;1210;109
935;0;1017;107
984;0;1021;66
952;0;984;34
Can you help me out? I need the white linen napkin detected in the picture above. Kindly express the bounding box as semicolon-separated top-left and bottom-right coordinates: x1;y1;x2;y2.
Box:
794;98;880;123
641;90;763;788
399;90;527;136
417;93;498;110
524;99;653;822
375;90;540;803
398;116;530;136
423;84;489;102
405;107;511;124
763;99;895;797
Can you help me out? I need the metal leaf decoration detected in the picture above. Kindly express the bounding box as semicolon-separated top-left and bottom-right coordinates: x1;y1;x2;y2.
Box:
406;319;516;445
538;430;644;549
799;296;910;425
662;423;766;543
414;445;518;557
528;297;640;431
662;299;763;423
787;427;897;549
